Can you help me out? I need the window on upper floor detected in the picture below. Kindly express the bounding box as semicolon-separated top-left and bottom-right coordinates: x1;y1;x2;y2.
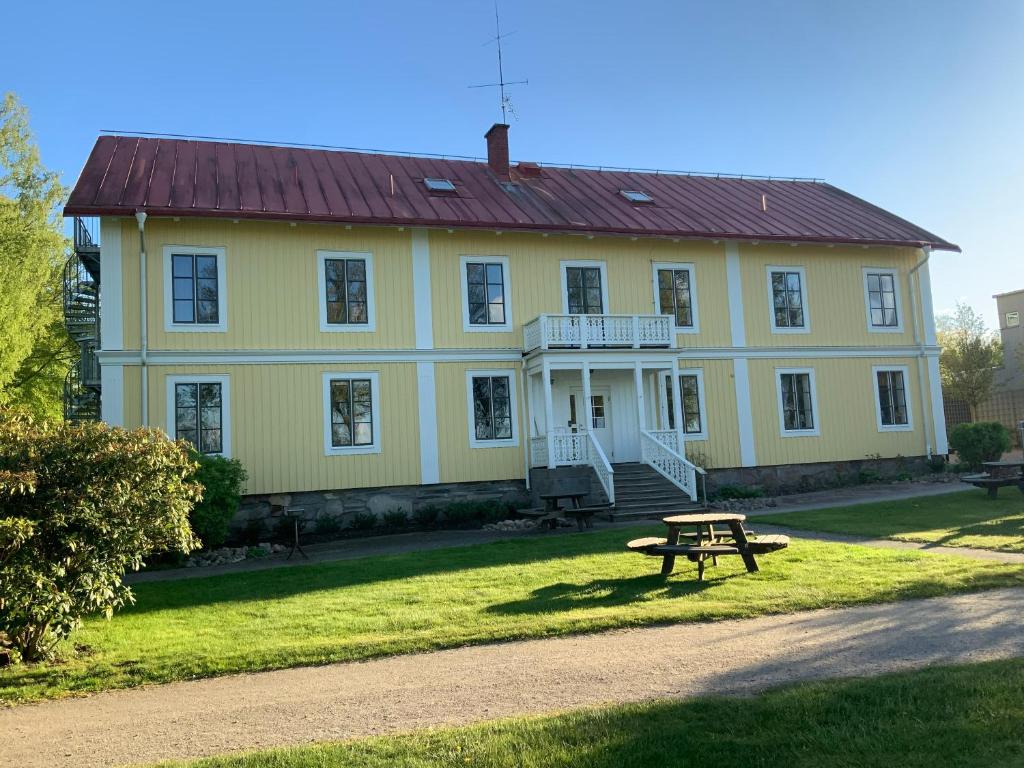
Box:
863;269;903;332
664;371;706;439
654;263;698;331
461;256;512;332
163;247;227;332
1007;311;1021;328
317;251;376;332
323;373;380;455
467;371;518;448
874;367;912;431
776;368;819;436
767;267;809;333
562;262;607;315
167;375;230;456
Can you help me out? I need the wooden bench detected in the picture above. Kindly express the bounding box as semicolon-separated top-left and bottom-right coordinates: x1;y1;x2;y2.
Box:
518;506;606;531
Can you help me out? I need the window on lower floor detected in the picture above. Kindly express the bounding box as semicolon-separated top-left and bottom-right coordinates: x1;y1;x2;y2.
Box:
665;374;704;435
875;368;911;430
778;370;817;434
323;373;380;455
467;371;518;447
167;376;229;456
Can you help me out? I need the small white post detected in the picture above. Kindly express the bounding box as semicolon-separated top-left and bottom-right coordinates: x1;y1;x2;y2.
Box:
657;372;669;429
670;357;685;456
578;315;588;349
634;361;646;432
540;315;549;350
581;359;592;435
543;359;555;469
632;315;640;348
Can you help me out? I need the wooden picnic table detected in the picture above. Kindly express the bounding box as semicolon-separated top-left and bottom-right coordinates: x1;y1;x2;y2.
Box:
522;485;602;530
963;461;1024;499
626;512;789;580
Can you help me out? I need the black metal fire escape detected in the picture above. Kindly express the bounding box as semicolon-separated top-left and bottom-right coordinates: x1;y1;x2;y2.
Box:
63;217;101;421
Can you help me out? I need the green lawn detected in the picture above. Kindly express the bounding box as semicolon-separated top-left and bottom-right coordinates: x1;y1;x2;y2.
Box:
767;489;1024;553
163;659;1024;767
3;525;1024;704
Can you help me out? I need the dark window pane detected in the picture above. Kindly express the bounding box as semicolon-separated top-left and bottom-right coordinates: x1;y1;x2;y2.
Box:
468;284;486;304
346;259;366;281
176;407;197;431
348;302;368;324
197;301;218;324
470;304;487;324
466;263;484;284
347;280;367;303
177;429;198;447
195;256;217;279
583;269;600;288
175;383;198;409
327;302;346;324
201;429;222;454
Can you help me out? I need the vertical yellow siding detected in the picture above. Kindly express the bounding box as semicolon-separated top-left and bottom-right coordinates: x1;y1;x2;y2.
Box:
429;230;731;349
747;357;927;465
434;361;525;483
120;219;415;350
680;358;742;470
740;244;919;347
137;363;420;495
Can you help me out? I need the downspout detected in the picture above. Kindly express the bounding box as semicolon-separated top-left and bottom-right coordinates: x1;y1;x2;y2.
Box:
136;211;148;426
909;246;933;458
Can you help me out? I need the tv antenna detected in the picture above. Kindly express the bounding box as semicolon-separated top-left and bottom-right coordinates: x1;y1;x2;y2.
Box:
469;2;528;122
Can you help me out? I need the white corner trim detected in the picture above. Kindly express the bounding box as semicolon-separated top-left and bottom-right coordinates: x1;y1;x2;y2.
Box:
919;260;938;347
871;365;914;432
662;368;708;440
412;230;434;349
732;358;756;466
165;374;231;457
465;368;520;449
651;261;700;334
416;362;440;483
100;363;124;427
316;250;377;333
99;218;124;351
322;371;382;456
725;242;746;347
774;366;821;437
459;254;514;333
765;264;811;335
162;246;228;333
560;260;610;314
862;267;905;334
926;355;948;453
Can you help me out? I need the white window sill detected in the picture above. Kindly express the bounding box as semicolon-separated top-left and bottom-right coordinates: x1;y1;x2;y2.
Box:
770;326;812;335
469;438;520;449
325;444;382;456
877;424;913;433
320;323;377;333
780;428;820;438
464;323;514;333
867;325;905;334
166;323;228;333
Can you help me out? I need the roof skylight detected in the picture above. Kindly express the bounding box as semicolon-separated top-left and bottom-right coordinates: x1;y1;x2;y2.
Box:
620;189;654;203
424;177;457;192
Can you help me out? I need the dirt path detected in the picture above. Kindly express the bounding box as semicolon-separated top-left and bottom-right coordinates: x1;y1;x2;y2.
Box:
2;587;1022;768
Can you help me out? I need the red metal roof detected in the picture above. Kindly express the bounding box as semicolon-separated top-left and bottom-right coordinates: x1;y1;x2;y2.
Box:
64;135;959;251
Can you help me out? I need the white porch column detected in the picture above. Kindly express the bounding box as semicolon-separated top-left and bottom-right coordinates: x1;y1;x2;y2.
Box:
669;357;685;454
543;359;555;469
657;373;669;429
581;359;592;434
633;362;646;432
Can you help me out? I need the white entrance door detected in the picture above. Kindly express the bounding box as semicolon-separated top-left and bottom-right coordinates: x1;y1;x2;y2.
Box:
569;387;614;461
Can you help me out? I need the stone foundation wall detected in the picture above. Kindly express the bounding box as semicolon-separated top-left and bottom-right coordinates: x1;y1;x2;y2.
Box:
235;479;531;533
705;455;931;495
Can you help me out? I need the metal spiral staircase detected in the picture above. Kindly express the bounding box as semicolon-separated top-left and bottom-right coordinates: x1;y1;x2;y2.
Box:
63;217;101;422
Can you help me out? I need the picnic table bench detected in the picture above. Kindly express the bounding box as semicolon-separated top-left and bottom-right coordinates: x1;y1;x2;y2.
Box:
962;461;1024;499
626;512;789;580
520;484;605;530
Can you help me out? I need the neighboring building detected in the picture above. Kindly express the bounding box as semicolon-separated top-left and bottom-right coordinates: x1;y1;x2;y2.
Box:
62;125;957;523
994;289;1024;391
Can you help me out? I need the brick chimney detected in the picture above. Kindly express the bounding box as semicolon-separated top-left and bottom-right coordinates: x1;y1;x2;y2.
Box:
485;123;511;181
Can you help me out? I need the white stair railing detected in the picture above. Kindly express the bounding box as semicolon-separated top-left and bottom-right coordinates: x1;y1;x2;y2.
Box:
639;430;704;502
584;430;615;506
550;430;586;465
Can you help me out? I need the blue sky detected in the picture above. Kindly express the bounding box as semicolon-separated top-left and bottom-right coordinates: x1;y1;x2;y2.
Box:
8;0;1021;326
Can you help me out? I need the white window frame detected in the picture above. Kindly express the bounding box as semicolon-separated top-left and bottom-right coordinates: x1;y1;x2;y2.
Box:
322;371;382;456
766;265;811;334
775;366;820;437
317;250;376;333
872;365;914;433
165;374;231;457
465;369;520;449
862;267;905;333
652;262;700;334
663;368;708;441
459;255;513;332
163;246;228;333
560;260;610;315
1007;311;1020;328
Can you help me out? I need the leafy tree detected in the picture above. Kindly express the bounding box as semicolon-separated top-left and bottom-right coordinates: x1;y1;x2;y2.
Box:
937;303;1003;419
0;411;201;662
0;92;69;414
948;422;1012;469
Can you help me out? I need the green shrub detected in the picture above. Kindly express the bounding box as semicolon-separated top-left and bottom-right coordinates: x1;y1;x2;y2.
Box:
314;515;343;536
713;484;764;500
237;517;268;545
0;411;200;662
443;500;510;525
858;469;882;484
412;505;441;527
189;453;247;549
949;422;1012;469
383;509;409;528
927;456;947;473
349;511;377;531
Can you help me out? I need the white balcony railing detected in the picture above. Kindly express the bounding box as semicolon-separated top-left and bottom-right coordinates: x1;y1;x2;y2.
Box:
523;314;673;352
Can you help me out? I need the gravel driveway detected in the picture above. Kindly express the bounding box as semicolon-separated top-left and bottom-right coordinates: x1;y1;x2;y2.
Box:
2;587;1022;768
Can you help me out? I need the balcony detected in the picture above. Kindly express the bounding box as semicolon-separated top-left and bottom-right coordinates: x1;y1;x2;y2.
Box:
523;313;673;353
